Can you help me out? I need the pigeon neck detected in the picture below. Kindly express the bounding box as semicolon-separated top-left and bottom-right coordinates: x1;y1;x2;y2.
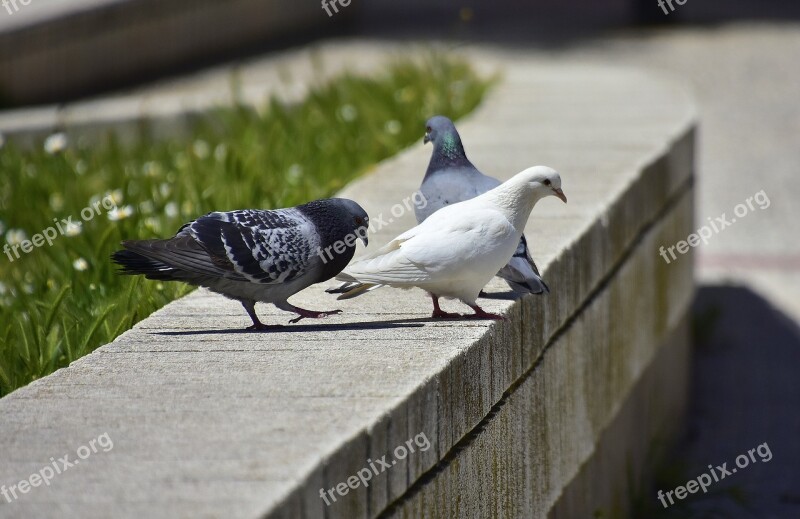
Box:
298;202;358;281
425;134;470;177
483;182;541;230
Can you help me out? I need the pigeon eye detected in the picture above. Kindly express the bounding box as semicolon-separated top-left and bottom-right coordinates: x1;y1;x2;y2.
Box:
543;179;551;186
426;127;432;133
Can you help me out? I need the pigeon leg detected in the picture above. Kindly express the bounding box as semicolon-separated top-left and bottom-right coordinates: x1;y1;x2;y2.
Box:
277;302;342;324
466;303;508;321
430;293;461;319
241;300;282;331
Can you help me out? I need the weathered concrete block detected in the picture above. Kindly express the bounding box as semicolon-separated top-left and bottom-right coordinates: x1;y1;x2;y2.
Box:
0;52;695;519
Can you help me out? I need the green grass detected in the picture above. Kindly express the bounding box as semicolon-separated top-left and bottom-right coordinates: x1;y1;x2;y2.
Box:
0;54;493;397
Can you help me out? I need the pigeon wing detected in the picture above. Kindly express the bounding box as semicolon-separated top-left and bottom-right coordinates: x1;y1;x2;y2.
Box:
341;205;514;286
169;209;318;284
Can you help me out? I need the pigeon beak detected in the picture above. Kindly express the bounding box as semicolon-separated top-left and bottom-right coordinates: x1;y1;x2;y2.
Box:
360;235;369;247
423;133;431;145
553;188;567;203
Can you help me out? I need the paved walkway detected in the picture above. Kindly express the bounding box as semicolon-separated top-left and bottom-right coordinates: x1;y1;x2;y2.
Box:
522;22;800;518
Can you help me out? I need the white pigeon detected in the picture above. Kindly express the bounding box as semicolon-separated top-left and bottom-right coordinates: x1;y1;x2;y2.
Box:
333;166;566;320
418;115;551;295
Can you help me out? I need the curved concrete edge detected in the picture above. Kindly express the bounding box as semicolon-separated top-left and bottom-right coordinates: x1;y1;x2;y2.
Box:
0;40;420;148
0;50;696;519
266;61;697;518
0;0;354;106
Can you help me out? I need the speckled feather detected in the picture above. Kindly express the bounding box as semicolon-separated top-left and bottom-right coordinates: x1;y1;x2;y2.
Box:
180;209;316;285
112;198;369;326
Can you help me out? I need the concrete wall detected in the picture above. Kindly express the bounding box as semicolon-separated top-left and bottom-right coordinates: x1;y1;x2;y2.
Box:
0;45;696;518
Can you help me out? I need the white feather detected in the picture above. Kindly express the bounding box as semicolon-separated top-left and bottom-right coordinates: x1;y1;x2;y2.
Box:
338;166;564;306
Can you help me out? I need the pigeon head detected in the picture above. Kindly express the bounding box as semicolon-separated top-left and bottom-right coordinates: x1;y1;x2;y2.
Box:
298;198;370;280
297;198;370;247
424;115;462;149
423;115;471;175
514;166;567;203
333;198;370;247
481;166;566;233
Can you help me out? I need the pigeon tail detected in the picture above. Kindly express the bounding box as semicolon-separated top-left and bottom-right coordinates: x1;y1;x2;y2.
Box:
497;256;550;294
495;236;549;295
326;281;383;300
326;273;385;300
111;247;181;281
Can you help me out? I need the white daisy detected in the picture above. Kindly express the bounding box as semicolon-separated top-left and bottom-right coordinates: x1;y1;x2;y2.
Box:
49;193;65;211
5;228;27;245
44;133;68;154
164;202;178;218
385;120;402;135
214;144;227;162
106;189;124;205
338;104;358;122
73;258;89;271
108;205;134;221
193;140;210;159
64;221;82;236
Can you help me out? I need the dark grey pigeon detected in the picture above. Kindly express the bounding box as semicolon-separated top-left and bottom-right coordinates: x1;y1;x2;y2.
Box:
112;198;369;330
417;115;550;295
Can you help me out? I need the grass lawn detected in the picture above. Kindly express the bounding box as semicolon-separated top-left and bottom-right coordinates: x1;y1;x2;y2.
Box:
0;54;492;397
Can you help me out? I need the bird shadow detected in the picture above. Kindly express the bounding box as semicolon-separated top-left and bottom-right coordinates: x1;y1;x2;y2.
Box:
155;318;427;336
152;312;509;336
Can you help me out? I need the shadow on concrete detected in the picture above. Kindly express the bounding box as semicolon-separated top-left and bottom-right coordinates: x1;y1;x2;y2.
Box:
155;320;427;336
641;285;800;517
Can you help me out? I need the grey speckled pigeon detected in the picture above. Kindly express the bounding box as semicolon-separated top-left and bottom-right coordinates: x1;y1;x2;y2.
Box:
112;198;369;330
416;115;559;296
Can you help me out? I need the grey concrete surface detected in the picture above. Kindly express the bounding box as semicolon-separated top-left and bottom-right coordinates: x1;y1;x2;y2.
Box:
0;0;343;105
0;41;402;147
0;46;696;517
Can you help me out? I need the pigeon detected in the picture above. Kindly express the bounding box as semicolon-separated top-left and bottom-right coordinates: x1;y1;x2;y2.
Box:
112;198;369;330
417;115;553;295
333;166;566;320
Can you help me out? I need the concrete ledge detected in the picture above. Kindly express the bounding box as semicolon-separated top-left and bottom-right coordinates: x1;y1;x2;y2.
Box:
0;0;350;106
0;51;696;518
0;41;424;147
